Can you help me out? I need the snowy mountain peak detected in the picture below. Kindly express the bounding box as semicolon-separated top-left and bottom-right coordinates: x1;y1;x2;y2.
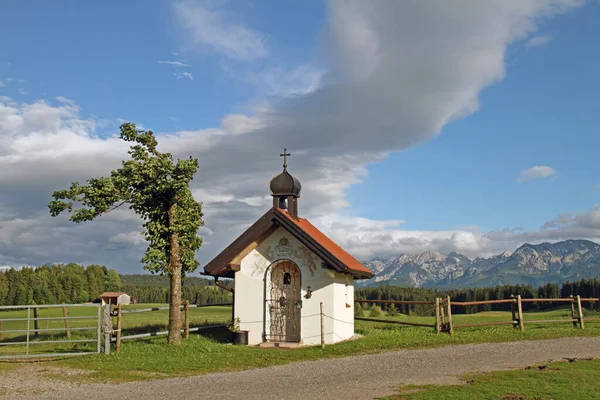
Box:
361;240;600;288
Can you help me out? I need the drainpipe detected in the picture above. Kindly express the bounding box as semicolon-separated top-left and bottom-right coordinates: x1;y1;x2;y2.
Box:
214;276;234;293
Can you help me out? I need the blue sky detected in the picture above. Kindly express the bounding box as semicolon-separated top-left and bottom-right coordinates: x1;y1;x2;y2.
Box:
347;2;600;231
1;1;599;272
0;1;327;131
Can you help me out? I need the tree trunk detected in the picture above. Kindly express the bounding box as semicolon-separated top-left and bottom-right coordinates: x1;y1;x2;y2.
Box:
167;203;182;345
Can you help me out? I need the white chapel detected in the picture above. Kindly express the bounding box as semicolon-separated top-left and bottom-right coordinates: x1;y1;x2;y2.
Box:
204;151;373;346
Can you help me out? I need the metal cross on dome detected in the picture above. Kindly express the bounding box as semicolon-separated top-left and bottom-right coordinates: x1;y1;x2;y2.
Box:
280;148;291;170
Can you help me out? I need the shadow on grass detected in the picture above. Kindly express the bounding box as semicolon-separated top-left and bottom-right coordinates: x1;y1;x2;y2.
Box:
0;331;94;343
120;323;232;343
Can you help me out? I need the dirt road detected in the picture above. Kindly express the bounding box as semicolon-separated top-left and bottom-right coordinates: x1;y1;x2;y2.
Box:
3;336;600;400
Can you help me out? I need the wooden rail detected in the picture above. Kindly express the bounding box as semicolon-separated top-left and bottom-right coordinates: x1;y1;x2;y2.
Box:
450;299;514;306
355;317;435;328
117;302;232;315
356;299;435;305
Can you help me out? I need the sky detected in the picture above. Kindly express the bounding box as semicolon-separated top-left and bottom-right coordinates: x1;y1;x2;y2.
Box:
1;0;599;274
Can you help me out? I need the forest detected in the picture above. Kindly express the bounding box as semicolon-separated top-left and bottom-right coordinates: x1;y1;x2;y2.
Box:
0;264;232;306
356;279;600;314
2;263;598;312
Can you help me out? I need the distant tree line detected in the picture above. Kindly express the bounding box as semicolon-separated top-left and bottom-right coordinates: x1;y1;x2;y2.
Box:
0;264;232;306
356;279;600;315
0;263;121;306
121;274;232;304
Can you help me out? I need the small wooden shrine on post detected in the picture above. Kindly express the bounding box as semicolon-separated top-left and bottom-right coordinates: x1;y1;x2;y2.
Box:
204;150;373;346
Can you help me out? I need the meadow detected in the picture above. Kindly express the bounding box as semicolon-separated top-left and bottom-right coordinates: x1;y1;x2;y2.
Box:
385;358;600;399
2;303;599;383
0;304;232;356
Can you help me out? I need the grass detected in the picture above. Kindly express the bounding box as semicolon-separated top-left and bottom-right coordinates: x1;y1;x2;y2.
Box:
0;305;101;356
386;359;600;399
2;304;600;383
0;304;231;356
0;362;16;372
0;303;231;334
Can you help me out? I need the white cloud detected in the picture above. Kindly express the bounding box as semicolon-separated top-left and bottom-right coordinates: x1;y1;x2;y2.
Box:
158;60;191;68
0;81;4;87
327;0;380;81
517;165;559;182
174;0;269;61
0;0;586;271
313;206;600;260
172;2;323;95
18;89;27;95
55;96;77;105
158;59;193;81
108;231;145;246
525;34;553;48
246;64;326;97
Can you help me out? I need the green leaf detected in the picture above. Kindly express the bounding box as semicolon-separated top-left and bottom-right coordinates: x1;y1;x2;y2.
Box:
48;122;204;344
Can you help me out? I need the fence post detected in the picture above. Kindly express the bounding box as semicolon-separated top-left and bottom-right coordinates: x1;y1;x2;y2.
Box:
26;307;31;356
446;296;454;335
33;307;39;338
62;304;71;339
97;304;102;354
104;304;111;355
320;302;325;349
570;295;578;328
440;300;446;331
576;295;585;329
510;295;517;328
183;300;190;340
517;295;525;333
116;304;122;352
435;298;441;334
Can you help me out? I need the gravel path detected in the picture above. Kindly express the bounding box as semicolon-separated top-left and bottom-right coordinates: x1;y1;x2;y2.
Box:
3;337;600;400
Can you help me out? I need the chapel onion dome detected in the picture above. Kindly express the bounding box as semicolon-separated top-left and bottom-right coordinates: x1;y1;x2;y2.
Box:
270;169;301;197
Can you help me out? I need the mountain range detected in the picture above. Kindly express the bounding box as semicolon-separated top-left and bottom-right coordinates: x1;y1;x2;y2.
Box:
361;240;600;288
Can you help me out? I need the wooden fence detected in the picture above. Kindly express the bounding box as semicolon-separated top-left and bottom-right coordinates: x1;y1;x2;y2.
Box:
356;295;600;335
355;299;438;329
111;301;232;352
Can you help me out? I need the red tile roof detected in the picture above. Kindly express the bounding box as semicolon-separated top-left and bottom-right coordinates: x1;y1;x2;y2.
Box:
276;209;372;276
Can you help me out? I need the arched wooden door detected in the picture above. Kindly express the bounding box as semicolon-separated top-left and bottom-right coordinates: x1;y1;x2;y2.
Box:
266;260;301;342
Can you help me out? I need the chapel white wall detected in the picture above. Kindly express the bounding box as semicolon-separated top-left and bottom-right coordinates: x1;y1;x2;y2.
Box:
234;227;356;346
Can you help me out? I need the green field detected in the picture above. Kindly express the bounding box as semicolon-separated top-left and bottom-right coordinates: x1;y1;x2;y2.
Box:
0;304;231;356
115;303;232;330
385;359;600;400
2;304;600;382
359;306;599;327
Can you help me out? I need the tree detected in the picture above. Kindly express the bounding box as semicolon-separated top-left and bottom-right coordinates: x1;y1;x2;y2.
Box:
369;305;382;317
86;265;107;299
104;269;121;292
0;271;7;305
354;302;364;317
48;123;203;345
386;303;398;317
